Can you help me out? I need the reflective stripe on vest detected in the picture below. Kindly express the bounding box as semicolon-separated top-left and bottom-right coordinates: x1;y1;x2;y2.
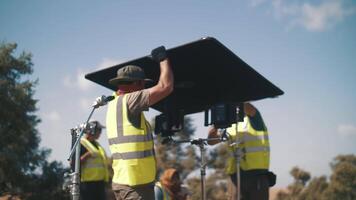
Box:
80;138;109;182
106;93;156;186
112;149;154;160
225;113;270;174
243;146;270;153
242;134;269;142
155;182;170;200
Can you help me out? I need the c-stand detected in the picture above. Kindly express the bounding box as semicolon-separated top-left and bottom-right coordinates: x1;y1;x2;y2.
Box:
66;95;113;200
226;126;242;200
165;136;227;200
220;118;243;200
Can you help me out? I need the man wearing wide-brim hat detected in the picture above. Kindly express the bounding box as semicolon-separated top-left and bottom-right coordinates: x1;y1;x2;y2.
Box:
106;46;174;200
108;65;153;86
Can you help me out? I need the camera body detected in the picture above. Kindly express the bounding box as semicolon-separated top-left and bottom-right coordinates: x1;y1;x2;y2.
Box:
155;110;184;137
205;103;244;129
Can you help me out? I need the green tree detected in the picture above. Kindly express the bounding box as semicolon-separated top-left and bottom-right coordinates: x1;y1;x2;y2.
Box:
155;117;238;200
205;143;230;200
323;155;356;200
300;176;328;200
184;136;232;200
276;166;320;200
290;167;311;186
0;42;69;199
276;154;356;200
155;116;197;179
155;118;233;200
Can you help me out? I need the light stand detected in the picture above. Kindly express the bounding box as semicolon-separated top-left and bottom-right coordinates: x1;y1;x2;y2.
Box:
216;128;242;200
236;125;242;200
66;95;113;200
231;104;244;200
221;123;242;200
166;136;227;200
67;107;95;200
205;102;244;200
229;124;242;200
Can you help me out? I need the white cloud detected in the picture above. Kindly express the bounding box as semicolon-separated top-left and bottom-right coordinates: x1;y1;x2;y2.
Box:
299;1;354;31
97;58;122;70
61;68;94;91
76;69;92;91
250;0;356;32
43;111;61;122
337;124;356;136
271;0;300;19
62;58;122;91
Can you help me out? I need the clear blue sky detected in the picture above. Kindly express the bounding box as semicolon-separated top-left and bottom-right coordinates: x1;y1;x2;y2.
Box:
1;0;356;187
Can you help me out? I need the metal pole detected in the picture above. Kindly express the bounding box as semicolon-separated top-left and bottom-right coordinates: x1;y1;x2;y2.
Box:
71;131;81;200
235;120;241;200
169;137;222;200
67;107;96;200
199;140;207;200
65;94;111;199
68;107;96;160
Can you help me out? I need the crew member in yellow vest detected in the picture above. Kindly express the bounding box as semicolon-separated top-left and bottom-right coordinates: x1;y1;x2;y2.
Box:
80;120;109;200
154;168;189;200
106;46;174;200
208;103;275;200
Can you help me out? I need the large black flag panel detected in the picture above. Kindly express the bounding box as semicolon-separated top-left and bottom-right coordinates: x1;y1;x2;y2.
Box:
85;37;284;115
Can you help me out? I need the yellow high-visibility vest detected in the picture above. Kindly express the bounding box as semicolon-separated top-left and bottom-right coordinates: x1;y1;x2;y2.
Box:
80;138;109;182
155;182;170;200
225;111;270;174
106;93;156;186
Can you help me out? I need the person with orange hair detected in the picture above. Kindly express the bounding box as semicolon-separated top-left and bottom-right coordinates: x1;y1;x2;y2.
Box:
154;168;189;200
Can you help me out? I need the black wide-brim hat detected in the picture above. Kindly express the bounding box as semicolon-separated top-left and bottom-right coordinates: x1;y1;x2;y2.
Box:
109;65;153;86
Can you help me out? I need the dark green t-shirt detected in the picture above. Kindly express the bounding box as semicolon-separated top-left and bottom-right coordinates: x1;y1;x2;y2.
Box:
248;110;267;131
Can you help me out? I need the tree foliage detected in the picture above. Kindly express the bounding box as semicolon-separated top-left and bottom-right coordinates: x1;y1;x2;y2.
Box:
0;42;69;199
154;117;231;200
155;116;198;179
276;154;356;200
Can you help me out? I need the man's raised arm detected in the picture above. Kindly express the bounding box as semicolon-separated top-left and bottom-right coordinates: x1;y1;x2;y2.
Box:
147;46;174;106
